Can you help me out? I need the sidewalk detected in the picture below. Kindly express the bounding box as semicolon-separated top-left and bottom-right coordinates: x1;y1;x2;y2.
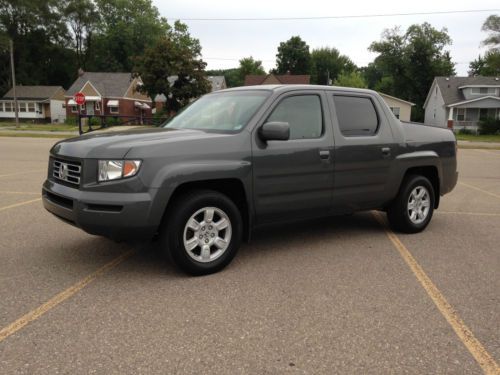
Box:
457;140;500;149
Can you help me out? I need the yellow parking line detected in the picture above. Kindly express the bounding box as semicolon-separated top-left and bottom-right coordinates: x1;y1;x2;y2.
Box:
459;182;500;200
372;211;500;375
0;198;42;212
0;191;40;195
0;249;136;343
438;211;500;217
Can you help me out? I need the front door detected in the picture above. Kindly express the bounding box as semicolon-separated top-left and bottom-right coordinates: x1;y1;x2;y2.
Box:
86;102;95;116
252;91;334;224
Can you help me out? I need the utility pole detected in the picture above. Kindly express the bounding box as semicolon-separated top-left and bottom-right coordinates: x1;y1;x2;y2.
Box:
9;39;19;129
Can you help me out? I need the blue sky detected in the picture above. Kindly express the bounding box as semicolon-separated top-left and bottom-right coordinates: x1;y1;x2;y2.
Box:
153;0;499;75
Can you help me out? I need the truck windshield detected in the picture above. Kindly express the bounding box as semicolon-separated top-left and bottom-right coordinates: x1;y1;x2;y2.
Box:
164;91;270;132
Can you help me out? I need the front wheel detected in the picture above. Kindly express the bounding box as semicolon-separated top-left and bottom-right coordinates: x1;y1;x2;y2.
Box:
387;175;435;233
161;190;242;275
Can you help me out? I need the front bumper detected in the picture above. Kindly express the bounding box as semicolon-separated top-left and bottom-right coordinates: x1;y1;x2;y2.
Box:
42;179;160;240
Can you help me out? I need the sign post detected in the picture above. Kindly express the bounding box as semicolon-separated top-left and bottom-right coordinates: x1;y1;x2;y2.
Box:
74;92;86;134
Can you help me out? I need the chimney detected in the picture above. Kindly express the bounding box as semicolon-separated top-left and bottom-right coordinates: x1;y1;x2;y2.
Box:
78;68;85;77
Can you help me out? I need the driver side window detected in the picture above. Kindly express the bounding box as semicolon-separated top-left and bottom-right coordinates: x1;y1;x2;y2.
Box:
267;95;323;139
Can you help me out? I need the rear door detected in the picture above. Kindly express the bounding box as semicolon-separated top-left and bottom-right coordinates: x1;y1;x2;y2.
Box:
328;92;396;212
252;90;335;224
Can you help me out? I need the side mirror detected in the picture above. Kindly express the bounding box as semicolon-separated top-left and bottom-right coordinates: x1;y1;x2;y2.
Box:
259;121;290;141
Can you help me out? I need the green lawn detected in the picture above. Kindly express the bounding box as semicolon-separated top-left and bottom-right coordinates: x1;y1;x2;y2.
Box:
455;134;500;143
0;122;78;132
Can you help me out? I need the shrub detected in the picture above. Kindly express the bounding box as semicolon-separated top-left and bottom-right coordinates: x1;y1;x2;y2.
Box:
478;118;500;135
458;128;473;135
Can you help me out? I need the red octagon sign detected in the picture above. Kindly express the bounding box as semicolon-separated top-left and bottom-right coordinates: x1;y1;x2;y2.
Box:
74;92;86;105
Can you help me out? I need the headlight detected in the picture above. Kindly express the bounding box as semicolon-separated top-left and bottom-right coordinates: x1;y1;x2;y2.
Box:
98;160;142;182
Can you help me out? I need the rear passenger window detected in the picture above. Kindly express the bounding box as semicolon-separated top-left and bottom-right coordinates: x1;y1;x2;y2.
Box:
333;96;378;137
267;95;322;139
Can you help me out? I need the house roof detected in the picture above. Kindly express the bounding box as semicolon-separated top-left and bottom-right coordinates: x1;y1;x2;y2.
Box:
379;92;415;106
207;76;226;91
2;86;64;100
244;74;310;86
66;72;135;97
433;76;500;106
448;95;500;107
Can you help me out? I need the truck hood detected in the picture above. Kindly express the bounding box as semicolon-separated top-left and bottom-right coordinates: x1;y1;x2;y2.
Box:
51;128;227;159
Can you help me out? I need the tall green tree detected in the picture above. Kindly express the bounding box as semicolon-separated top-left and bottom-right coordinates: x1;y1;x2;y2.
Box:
368;23;455;121
481;14;500;50
63;0;99;70
134;21;210;112
469;15;500;76
310;47;355;85
334;71;367;88
89;0;168;72
275;36;311;75
238;56;265;81
0;0;74;94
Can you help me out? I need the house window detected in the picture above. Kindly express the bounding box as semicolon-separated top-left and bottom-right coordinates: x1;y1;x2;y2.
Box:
28;103;35;112
471;87;496;95
71;105;78;113
109;106;119;114
80;104;86;111
95;101;100;111
456;108;465;121
0;102;3;112
5;102;12;112
19;102;27;112
389;107;401;119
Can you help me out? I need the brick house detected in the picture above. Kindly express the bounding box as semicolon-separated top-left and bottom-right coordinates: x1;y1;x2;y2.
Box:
244;74;310;86
65;72;152;120
0;86;66;123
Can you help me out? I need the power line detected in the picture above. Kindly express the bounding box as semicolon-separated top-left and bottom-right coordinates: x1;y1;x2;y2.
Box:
203;57;471;65
173;9;500;22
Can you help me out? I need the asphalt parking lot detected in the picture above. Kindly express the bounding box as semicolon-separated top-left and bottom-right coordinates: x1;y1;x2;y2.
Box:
0;136;499;374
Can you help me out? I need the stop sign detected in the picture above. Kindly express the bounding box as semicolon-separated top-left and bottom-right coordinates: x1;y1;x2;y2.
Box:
74;92;86;105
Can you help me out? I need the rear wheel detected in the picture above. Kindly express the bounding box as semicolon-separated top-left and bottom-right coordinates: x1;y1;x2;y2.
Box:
387;175;435;233
161;190;242;275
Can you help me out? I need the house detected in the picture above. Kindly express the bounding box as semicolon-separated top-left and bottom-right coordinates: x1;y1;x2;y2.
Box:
244;74;310;86
207;76;226;91
379;93;415;122
0;86;66;123
65;72;152;119
424;76;500;131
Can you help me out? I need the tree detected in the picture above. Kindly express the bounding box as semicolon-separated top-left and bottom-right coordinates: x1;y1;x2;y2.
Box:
481;14;500;50
135;21;210;112
0;0;74;94
89;0;168;72
368;23;455;121
238;56;265;81
275;36;311;74
334;71;367;88
310;47;355;85
63;0;99;70
469;15;500;76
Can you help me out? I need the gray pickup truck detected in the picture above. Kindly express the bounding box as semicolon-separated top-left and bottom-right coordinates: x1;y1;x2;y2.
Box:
43;85;458;275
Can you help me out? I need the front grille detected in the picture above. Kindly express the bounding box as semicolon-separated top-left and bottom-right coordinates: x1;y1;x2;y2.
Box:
53;159;81;186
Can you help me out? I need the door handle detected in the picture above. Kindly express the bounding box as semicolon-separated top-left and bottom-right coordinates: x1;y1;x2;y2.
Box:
319;150;330;160
381;147;391;157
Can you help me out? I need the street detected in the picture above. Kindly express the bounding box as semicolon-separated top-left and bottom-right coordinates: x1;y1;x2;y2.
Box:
0;136;499;374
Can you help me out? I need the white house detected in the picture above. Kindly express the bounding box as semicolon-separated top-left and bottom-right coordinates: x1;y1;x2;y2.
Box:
379;93;415;122
424;76;500;131
0;86;66;123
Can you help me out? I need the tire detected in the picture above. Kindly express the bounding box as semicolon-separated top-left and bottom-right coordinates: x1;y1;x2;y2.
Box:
387;175;435;233
161;190;242;276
